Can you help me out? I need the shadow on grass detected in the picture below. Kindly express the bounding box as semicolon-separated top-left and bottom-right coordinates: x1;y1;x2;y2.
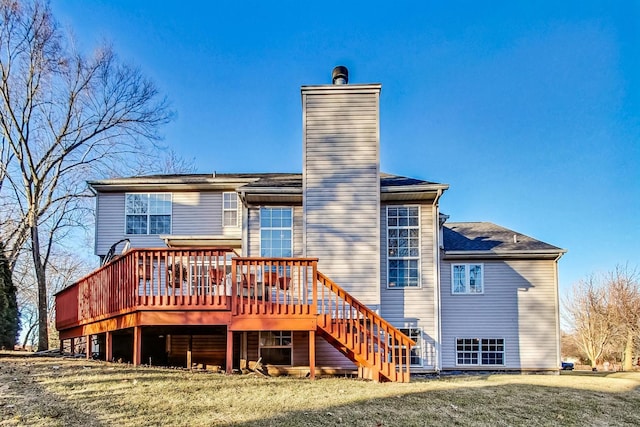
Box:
0;358;107;426
2;354;640;427
226;381;640;427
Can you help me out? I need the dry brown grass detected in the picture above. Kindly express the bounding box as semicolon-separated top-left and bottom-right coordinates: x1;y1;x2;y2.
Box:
1;351;639;426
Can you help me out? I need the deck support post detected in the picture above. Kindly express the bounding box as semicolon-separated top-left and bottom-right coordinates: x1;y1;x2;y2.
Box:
133;326;142;366
226;327;233;374
186;335;193;370
70;338;75;355
86;334;91;360
59;339;63;355
240;332;248;370
105;331;113;362
309;330;316;380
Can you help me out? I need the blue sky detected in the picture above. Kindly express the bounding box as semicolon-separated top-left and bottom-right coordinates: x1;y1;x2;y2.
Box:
51;1;639;296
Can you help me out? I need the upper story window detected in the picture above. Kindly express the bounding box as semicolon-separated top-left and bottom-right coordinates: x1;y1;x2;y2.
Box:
387;206;420;287
452;264;483;294
260;207;292;257
223;192;239;227
125;193;171;235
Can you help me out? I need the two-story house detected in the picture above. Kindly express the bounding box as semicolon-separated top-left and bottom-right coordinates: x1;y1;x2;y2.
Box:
56;67;565;381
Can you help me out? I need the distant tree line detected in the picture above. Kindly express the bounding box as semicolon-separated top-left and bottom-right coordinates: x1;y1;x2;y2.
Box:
563;265;640;371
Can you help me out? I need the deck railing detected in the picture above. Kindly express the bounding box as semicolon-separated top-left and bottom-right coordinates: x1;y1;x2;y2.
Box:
231;257;318;316
55;248;236;329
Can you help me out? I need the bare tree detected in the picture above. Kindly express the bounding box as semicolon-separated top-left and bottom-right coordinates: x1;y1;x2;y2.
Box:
564;275;615;370
607;265;640;371
564;265;640;370
14;244;92;349
0;0;171;349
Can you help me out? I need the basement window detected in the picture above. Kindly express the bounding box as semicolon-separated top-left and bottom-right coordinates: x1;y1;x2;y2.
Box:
259;331;292;366
391;327;424;367
456;338;504;366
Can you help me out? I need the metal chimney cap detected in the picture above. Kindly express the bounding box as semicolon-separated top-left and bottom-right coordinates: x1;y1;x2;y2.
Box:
332;66;348;84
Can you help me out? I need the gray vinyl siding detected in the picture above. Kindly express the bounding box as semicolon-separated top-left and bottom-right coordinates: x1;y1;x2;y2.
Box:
95;191;233;256
302;86;381;307
380;203;438;369
440;259;560;370
95;193;163;255
246;206;303;257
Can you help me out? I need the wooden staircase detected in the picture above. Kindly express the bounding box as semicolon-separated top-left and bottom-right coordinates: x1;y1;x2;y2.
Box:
315;272;414;383
230;259;415;382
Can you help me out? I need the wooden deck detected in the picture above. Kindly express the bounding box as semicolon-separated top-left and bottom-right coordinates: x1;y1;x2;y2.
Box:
55;248;415;382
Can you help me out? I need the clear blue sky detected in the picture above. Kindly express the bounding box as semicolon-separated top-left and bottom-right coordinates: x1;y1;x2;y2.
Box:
51;1;639;296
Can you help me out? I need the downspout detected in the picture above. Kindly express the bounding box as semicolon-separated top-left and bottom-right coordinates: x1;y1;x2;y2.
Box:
89;185;99;257
553;252;562;370
432;189;443;372
239;191;249;257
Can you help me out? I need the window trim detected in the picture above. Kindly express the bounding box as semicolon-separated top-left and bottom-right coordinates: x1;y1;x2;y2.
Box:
222;192;239;228
259;207;293;258
451;263;484;295
259;331;293;366
386;205;421;289
124;193;172;235
455;337;505;366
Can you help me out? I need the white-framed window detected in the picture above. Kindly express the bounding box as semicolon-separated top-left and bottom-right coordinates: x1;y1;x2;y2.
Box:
451;264;484;294
260;207;293;257
259;331;292;365
456;338;505;366
392;327;423;367
223;192;239;227
387;206;420;287
125;193;171;235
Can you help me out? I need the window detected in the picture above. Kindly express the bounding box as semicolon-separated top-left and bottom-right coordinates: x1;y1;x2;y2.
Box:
223;192;239;227
451;264;483;294
259;331;292;365
392;327;423;367
260;207;292;257
125;193;171;235
387;206;420;287
456;338;504;366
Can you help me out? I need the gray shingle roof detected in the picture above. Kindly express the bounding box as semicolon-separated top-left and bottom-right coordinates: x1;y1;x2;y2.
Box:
380;173;440;187
92;172;444;189
443;222;564;253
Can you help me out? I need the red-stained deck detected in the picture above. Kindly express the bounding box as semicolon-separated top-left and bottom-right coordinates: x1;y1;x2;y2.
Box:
55;248;414;382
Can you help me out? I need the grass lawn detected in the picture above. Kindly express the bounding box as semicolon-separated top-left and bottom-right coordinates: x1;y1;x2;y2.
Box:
1;352;639;426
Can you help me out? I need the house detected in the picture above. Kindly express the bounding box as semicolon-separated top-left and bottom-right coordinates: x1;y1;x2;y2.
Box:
55;66;565;381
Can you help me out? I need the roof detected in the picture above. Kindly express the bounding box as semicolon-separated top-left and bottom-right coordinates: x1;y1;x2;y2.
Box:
443;222;565;259
89;172;449;202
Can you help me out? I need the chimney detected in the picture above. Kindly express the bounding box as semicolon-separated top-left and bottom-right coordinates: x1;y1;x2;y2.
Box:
332;66;348;85
301;67;381;306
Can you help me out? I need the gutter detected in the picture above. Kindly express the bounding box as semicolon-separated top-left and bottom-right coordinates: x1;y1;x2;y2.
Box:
443;249;567;260
380;183;450;194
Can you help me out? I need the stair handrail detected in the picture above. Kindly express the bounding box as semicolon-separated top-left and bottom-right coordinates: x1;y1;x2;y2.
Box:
316;271;415;382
